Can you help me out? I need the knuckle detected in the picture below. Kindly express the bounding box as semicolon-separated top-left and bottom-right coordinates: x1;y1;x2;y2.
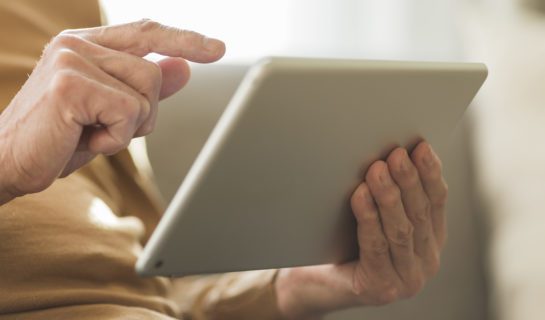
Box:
52;48;82;69
50;70;79;96
397;166;419;185
374;286;399;305
136;19;162;33
387;223;414;248
368;236;390;258
111;96;141;131
417;231;432;247
351;184;375;212
412;200;432;224
50;33;85;50
359;211;379;225
433;182;449;208
379;188;401;209
129;19;164;54
406;171;421;188
119;94;141;118
140;98;152;120
137;122;155;136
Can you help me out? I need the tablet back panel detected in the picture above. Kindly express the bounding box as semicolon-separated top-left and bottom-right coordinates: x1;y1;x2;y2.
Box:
137;58;487;276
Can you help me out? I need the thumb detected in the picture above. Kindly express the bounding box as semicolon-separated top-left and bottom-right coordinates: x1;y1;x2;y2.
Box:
157;57;191;100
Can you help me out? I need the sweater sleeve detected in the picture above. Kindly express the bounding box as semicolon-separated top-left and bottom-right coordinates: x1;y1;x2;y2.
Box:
171;270;286;320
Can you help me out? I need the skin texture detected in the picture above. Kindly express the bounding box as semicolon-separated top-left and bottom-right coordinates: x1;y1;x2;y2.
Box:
0;19;448;319
275;142;448;319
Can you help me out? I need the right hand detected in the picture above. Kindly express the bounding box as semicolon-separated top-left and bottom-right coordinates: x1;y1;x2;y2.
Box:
0;19;225;204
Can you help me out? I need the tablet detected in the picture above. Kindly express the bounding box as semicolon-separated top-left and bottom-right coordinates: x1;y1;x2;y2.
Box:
136;57;487;277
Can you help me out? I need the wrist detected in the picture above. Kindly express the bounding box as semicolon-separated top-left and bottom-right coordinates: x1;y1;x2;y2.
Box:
275;268;324;320
275;264;366;319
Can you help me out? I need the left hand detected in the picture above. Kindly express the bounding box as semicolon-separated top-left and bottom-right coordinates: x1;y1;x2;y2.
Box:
275;141;448;319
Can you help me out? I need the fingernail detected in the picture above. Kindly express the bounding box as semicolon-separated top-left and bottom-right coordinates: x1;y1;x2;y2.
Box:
203;37;224;53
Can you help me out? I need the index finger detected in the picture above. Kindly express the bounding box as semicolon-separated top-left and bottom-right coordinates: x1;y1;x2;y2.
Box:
71;19;226;63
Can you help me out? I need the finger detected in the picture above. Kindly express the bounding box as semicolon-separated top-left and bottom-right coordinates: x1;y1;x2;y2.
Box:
53;47;153;135
72;19;226;62
157;57;191;100
137;57;191;136
63;73;141;155
366;161;419;284
58;37;162;136
80;41;191;135
387;148;437;261
49;35;192;136
96;51;162;137
411;142;448;249
61;127;97;177
350;183;401;298
351;183;393;271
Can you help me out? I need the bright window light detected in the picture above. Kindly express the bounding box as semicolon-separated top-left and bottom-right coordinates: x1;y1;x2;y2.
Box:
100;0;292;63
100;0;459;63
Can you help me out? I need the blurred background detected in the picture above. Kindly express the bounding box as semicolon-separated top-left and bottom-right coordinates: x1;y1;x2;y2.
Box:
101;0;545;319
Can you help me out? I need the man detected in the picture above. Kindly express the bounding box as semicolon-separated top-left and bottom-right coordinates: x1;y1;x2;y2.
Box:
0;1;448;319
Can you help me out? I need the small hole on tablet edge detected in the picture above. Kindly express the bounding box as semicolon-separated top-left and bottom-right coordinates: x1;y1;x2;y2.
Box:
154;260;163;269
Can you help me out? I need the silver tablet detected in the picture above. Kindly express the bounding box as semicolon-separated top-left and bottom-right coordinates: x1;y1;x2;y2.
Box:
136;57;487;277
